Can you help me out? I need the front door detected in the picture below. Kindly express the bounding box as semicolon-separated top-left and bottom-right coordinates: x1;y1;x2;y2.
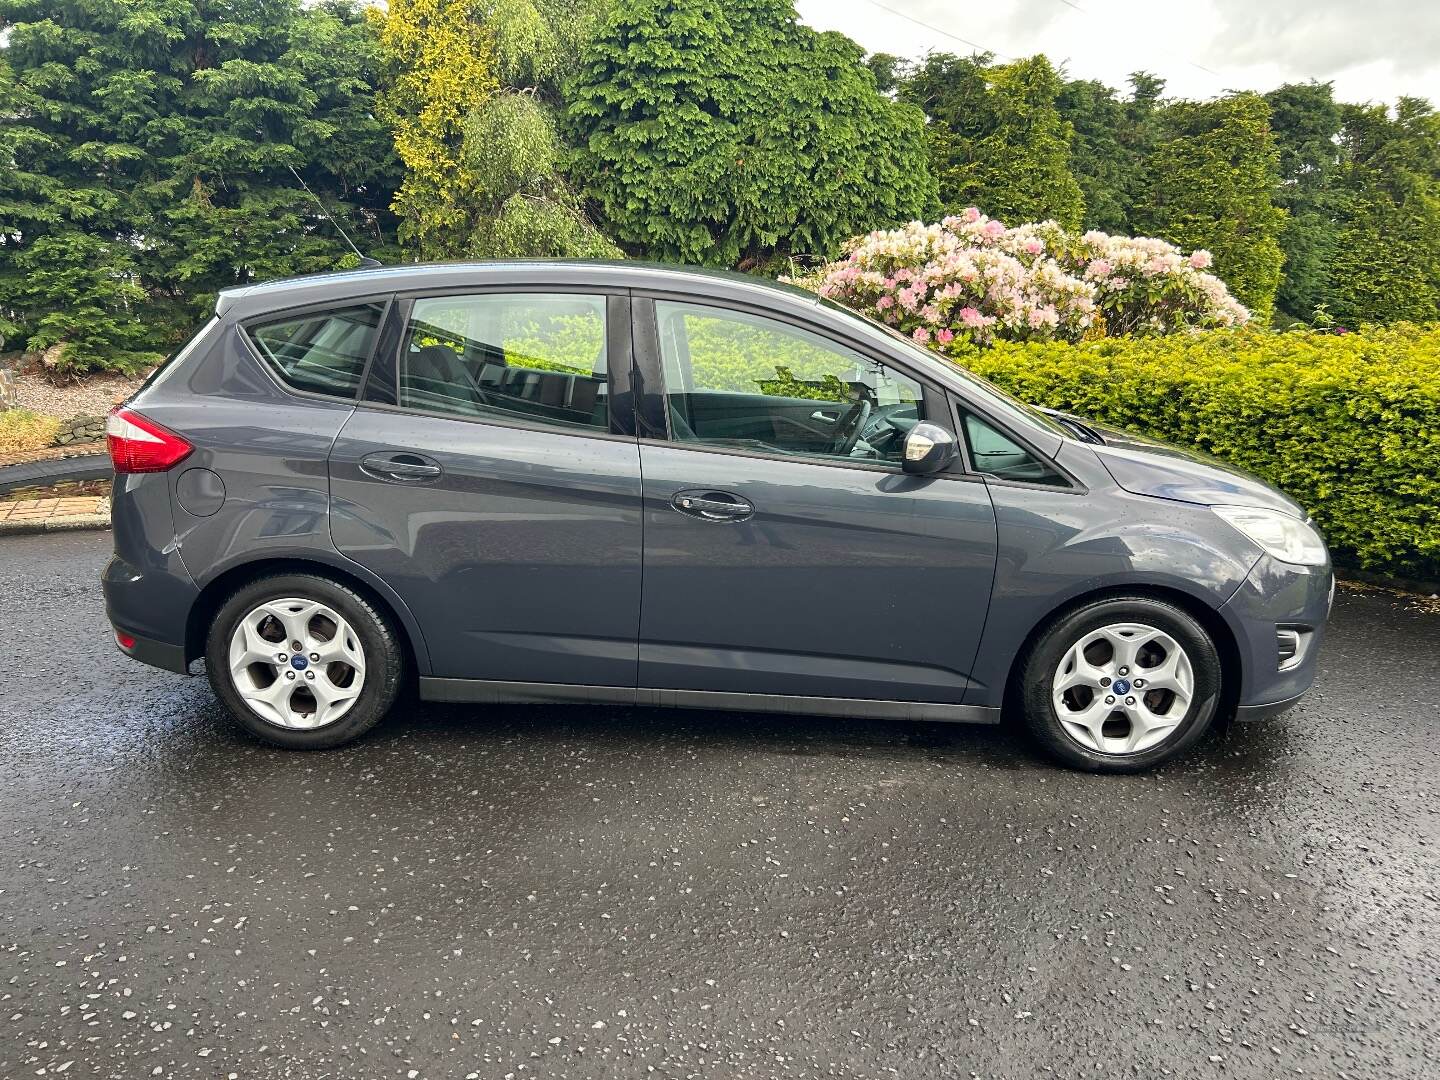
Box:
635;299;998;705
329;290;643;687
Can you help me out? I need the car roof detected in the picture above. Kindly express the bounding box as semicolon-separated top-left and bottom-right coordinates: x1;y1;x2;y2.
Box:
214;259;823;321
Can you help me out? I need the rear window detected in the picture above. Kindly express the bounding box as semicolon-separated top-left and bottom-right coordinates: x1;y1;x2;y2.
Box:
248;303;385;398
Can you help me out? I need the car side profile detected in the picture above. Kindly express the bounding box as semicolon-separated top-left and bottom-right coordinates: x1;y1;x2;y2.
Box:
103;261;1332;771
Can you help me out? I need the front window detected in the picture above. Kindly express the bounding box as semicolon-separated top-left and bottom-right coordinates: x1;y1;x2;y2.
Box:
398;293;610;433
962;410;1068;485
819;297;1070;440
655;301;928;467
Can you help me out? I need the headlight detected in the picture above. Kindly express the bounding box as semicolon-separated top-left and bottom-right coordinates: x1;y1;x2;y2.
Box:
1212;505;1328;566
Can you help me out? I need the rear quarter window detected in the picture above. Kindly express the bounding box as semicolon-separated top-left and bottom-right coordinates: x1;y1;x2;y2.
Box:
247;303;386;398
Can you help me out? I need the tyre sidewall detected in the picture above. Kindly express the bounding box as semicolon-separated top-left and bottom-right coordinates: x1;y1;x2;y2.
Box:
1022;597;1223;773
205;574;402;750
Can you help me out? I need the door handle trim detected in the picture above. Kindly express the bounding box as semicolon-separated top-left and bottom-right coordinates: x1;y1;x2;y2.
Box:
360;453;443;483
671;490;753;522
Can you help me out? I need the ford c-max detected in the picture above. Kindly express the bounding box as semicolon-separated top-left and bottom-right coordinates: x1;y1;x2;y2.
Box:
103;262;1332;771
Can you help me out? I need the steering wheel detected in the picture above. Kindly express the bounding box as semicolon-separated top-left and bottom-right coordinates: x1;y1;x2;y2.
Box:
828;397;873;456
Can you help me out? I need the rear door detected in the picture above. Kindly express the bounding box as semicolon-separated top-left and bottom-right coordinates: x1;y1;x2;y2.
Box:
329;288;643;687
634;298;999;705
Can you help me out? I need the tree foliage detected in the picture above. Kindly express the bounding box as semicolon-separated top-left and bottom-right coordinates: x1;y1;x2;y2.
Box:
0;0;397;373
901;53;1084;229
564;0;935;269
374;0;617;260
1263;81;1345;321
460;92;619;258
1326;99;1440;326
371;0;498;257
1131;93;1287;321
1056;73;1164;234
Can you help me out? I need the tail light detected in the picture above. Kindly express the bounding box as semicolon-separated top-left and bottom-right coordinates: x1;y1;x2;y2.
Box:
106;407;193;474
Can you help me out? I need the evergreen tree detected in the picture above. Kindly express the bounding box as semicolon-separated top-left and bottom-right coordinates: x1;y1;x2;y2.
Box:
564;0;934;268
1135;93;1287;320
0;0;397;373
1056;72;1165;234
1327;99;1440;325
1264;81;1344;320
901;53;1084;228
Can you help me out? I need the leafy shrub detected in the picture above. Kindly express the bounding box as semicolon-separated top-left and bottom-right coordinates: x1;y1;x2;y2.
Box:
949;324;1440;576
0;410;63;456
795;210;1248;348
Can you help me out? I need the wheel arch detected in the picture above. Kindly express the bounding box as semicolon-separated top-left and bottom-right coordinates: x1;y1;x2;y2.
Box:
1001;584;1243;723
186;555;431;677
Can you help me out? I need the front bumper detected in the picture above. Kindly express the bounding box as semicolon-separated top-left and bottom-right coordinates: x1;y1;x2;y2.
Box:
1219;554;1333;714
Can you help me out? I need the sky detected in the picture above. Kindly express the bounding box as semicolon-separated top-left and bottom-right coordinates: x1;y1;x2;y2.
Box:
793;0;1440;106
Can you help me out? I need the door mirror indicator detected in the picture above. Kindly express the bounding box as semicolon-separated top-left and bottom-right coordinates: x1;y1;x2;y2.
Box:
902;422;960;476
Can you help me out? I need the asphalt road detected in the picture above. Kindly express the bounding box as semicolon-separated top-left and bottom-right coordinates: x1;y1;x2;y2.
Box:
1;531;1436;1080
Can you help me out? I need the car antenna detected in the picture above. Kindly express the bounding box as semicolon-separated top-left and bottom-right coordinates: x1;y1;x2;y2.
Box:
288;165;381;269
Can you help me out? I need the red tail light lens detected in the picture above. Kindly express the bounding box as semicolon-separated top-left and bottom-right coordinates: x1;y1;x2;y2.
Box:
106;407;194;474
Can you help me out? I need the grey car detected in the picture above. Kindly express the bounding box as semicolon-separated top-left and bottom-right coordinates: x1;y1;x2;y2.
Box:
103;261;1332;771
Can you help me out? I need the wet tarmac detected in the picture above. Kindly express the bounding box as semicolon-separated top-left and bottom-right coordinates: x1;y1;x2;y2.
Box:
1;530;1436;1079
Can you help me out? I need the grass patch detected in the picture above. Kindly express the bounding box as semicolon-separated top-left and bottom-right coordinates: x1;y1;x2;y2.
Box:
0;409;63;455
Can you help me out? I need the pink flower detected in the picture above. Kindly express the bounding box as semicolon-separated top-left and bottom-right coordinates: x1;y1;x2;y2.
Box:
1189;249;1212;270
935;328;954;344
912;327;931;344
983;219;1005;239
957;306;985;328
875;294;895;310
1023;238;1044;255
962;207;982;223
1086;259;1112;279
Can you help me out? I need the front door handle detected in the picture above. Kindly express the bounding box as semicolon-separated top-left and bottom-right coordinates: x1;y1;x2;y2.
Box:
360;452;443;483
671;489;753;522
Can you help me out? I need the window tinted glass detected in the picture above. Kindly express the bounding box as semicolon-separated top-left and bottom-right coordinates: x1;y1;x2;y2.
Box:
963;411;1067;485
655;301;925;466
819;297;1071;440
249;303;384;398
399;293;609;432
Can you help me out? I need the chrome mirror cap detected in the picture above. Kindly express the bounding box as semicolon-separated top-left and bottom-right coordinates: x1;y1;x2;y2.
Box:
902;422;960;476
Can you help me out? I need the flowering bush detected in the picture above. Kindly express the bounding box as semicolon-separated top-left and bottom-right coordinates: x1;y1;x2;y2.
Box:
793;209;1249;347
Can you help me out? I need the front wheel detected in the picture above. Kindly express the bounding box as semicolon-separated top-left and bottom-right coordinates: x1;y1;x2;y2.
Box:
1018;596;1223;773
205;573;404;749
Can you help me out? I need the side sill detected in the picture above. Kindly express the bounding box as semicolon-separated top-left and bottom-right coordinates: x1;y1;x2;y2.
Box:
419;678;1002;725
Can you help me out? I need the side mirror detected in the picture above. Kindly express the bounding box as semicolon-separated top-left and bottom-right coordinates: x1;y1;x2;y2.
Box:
902;422;960;476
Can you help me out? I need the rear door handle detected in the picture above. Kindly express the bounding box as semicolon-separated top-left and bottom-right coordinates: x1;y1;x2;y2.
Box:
671;489;753;522
360;452;443;483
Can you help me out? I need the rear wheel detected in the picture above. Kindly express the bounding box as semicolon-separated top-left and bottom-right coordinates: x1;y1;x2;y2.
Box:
205;573;404;749
1019;596;1222;772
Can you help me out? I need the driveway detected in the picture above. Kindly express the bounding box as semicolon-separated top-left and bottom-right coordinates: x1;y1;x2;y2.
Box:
1;531;1435;1079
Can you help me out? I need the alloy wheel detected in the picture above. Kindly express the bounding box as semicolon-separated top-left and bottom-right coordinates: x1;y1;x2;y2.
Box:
1051;622;1195;755
227;597;366;730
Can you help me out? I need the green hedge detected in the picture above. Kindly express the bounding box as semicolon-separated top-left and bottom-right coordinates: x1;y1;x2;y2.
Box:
951;324;1440;578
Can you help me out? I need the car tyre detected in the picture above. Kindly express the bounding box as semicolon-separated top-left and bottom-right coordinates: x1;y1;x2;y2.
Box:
1018;596;1223;773
205;573;404;749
